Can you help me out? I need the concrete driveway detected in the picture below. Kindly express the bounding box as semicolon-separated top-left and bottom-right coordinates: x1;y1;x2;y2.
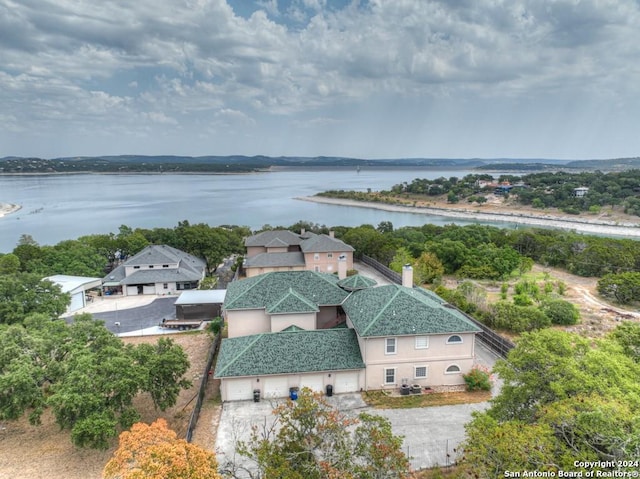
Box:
215;342;501;473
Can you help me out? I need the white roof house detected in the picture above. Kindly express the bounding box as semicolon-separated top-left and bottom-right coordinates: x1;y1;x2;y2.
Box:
44;274;102;314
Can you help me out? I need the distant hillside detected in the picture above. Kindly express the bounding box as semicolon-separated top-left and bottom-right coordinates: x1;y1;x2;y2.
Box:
0;155;634;174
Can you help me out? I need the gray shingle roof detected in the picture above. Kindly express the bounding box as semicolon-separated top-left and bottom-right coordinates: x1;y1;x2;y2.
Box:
343;285;481;337
244;252;305;268
102;245;205;285
300;234;355;253
245;230;304;247
224;271;349;310
214;328;364;377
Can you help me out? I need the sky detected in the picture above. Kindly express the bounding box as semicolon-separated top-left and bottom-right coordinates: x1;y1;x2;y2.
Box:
1;0;640;160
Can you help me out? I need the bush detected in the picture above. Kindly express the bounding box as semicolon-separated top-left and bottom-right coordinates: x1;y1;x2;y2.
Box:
540;299;580;325
463;365;493;391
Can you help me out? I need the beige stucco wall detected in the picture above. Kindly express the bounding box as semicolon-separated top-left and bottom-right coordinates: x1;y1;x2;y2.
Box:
304;251;354;273
246;246;266;257
271;313;317;332
360;333;476;389
226;309;270;338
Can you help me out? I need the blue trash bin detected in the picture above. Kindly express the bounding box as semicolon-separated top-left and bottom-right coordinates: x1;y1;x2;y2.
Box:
289;387;299;400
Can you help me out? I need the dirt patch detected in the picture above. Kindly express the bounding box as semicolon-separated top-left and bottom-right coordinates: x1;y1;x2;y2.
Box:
0;332;212;479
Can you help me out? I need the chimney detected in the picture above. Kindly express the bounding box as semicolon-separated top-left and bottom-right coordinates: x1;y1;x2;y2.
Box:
402;264;413;288
301;228;306;235
338;256;347;280
329;230;335;238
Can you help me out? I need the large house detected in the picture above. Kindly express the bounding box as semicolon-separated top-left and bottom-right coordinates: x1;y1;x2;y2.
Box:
214;269;481;401
102;245;206;296
243;229;355;277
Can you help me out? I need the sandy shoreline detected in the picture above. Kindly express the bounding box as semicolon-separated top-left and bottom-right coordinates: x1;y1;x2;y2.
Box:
297;196;640;238
0;202;21;218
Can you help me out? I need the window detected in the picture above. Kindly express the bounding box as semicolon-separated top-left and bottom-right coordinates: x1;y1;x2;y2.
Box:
384;368;396;385
148;265;154;269
163;283;168;289
327;253;333;258
415;336;429;349
385;338;397;355
162;264;169;268
314;265;320;272
414;366;428;379
314;253;320;260
445;364;461;374
133;266;140;269
447;335;463;344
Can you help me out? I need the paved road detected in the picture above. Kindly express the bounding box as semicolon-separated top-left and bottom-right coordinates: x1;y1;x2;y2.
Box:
65;297;178;334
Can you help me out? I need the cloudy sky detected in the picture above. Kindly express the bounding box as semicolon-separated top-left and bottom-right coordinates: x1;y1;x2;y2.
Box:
1;0;639;159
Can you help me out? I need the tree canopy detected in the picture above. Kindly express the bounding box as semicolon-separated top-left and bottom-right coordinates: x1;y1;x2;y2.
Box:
0;314;191;449
460;326;640;476
103;418;221;479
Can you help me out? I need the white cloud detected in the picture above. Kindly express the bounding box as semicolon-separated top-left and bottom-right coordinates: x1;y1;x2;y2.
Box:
1;0;640;158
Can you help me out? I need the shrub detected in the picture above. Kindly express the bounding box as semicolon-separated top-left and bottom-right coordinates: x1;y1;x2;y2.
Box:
463;365;493;391
540;299;580;325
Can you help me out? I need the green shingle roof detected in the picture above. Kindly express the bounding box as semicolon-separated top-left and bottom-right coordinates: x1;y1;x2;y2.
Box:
337;274;377;291
214;328;364;378
223;271;349;311
343;285;481;337
267;288;319;314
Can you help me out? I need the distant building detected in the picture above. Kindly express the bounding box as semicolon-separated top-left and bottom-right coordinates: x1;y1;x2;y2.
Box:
44;275;102;313
243;229;355;277
573;187;589;197
102;245;206;296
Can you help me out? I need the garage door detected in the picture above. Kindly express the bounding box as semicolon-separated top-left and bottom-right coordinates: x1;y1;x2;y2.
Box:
226;379;253;401
264;377;289;398
299;374;324;393
334;371;359;393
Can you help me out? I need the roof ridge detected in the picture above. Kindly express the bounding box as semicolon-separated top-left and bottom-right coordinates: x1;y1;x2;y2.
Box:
225;273;271;309
362;285;403;335
216;334;263;376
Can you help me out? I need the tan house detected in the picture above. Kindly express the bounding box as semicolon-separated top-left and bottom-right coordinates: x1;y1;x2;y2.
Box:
214;270;480;401
243;230;354;277
102;245;206;296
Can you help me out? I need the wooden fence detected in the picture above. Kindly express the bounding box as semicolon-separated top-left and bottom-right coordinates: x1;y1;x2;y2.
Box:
186;332;221;442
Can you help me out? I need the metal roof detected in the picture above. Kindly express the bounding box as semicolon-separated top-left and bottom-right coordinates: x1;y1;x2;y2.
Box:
175;289;227;305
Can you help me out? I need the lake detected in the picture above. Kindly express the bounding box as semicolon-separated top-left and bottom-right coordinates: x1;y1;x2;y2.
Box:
0;168;519;252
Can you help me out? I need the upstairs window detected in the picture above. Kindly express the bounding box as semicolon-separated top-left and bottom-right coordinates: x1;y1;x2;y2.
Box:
385;338;397;355
415;336;429;349
327;253;333;258
133;266;140;269
447;335;463;344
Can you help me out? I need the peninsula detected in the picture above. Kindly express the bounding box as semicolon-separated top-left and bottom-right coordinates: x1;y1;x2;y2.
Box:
298;196;640;238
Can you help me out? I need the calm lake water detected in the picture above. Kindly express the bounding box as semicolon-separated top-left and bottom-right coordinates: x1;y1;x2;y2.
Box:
0;168;519;253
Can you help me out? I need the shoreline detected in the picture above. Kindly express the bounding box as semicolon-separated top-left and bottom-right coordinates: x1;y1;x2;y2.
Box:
297;196;640;237
0;203;22;219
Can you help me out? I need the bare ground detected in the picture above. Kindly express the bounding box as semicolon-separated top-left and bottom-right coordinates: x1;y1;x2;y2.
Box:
0;332;212;479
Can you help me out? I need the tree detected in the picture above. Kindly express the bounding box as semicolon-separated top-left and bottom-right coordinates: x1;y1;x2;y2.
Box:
224;389;412;479
0;273;70;324
413;252;444;284
103;418;221;479
0;315;191;449
539;299;580;325
0;253;20;275
597;272;640;304
389;247;414;274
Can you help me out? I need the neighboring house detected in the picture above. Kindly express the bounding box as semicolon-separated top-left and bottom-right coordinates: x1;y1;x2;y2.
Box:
243;229;354;277
214;269;481;401
574;186;589;197
45;274;102;314
102;245;206;296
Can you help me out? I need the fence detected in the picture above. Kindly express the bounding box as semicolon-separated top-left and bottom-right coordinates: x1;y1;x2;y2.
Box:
185;332;221;442
361;254;402;284
360;255;514;358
